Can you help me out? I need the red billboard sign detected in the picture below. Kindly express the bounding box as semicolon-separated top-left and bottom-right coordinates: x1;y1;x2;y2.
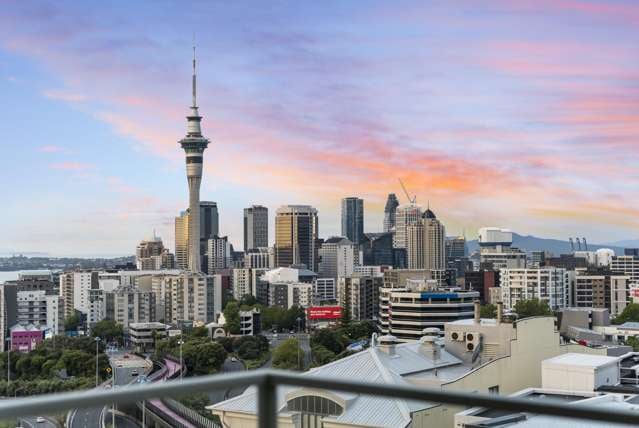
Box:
307;306;342;320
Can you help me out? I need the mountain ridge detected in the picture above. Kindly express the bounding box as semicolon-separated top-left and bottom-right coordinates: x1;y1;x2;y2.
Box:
466;233;627;255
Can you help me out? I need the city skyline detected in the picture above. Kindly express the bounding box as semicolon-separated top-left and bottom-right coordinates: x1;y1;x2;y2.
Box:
1;1;639;256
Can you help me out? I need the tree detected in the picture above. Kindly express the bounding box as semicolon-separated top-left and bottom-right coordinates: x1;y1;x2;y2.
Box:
513;299;552;318
613;303;639;324
239;294;257;307
480;304;497;318
223;301;241;334
216;336;234;353
311;329;344;354
193;342;227;374
344;321;376;341
64;313;81;331
272;339;302;370
311;345;335;366
91;320;123;343
626;336;639;352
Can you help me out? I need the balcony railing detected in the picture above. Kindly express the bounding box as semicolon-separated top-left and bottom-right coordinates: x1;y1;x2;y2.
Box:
0;368;637;428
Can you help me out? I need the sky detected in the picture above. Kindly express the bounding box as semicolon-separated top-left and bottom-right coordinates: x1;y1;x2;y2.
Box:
0;0;638;257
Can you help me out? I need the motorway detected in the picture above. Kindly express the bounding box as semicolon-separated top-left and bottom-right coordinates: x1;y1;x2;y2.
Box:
104;409;141;428
69;352;150;428
208;357;246;405
18;416;57;428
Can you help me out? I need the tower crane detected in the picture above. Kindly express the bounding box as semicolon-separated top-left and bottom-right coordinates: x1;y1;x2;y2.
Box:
398;178;417;204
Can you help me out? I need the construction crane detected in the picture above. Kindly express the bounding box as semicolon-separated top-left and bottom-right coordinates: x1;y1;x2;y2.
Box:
398;178;417;204
582;237;588;251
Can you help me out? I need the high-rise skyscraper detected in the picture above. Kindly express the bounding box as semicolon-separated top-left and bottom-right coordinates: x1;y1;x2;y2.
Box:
383;193;399;232
175;210;190;270
341;197;364;245
274;205;319;270
422;208;446;270
393;203;423;249
406;208;445;270
200;201;219;272
178;48;210;273
244;205;269;251
200;201;219;239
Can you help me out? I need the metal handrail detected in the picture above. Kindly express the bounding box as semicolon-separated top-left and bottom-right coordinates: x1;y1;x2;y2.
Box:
0;369;637;428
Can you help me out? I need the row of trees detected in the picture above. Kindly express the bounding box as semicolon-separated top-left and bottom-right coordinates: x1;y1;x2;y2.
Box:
223;298;306;335
480;298;553;319
309;321;376;366
155;334;227;376
0;336;110;396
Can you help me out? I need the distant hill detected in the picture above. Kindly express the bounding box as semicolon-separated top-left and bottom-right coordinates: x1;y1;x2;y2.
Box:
603;239;639;248
467;233;626;256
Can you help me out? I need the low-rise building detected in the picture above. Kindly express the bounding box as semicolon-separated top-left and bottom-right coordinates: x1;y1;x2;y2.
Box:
129;322;169;351
240;308;261;336
499;267;570;311
10;323;45;352
211;315;606;427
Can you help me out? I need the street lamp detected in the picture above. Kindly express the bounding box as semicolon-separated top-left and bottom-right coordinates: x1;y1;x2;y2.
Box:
6;340;10;397
296;317;302;334
178;339;185;381
94;337;101;387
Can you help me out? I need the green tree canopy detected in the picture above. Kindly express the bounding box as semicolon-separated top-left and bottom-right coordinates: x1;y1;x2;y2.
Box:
480;304;497;318
311;329;345;354
513;298;552;319
223;301;241;334
91;320;123;343
272;339;302;370
613;303;639;324
64;313;81;331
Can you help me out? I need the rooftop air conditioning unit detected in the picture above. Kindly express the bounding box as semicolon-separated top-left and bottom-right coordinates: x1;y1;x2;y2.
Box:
465;332;480;352
450;331;463;341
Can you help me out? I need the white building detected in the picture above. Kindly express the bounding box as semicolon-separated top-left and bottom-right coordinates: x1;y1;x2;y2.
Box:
232;268;252;300
207;236;233;272
541;353;620;392
74;272;98;315
499;268;569;311
318;237;356;279
393;203;422;249
314;278;337;302
98;272;120;292
354;266;385;277
244;247;273;269
612;255;639;287
16;290;63;335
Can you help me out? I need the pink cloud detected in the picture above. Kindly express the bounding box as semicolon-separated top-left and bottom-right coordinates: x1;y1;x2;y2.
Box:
49;162;94;171
38;145;65;153
43;88;86;103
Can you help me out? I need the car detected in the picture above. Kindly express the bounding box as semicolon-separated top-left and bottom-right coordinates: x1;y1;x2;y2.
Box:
36;417;45;423
230;357;238;362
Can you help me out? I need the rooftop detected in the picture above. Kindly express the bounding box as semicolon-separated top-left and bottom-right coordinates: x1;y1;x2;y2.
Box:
211;338;473;426
542;353;619;368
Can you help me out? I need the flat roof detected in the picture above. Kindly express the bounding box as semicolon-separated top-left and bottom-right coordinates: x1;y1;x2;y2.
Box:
543;353;619;368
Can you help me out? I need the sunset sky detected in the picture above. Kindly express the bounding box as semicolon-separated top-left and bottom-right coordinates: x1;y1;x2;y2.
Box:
1;1;638;256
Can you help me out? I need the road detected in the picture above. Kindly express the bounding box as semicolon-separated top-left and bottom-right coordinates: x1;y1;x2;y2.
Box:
208;357;246;405
69;352;150;428
18;416;57;428
104;409;141;428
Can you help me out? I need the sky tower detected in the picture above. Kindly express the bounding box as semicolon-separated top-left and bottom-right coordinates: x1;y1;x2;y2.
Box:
179;47;210;272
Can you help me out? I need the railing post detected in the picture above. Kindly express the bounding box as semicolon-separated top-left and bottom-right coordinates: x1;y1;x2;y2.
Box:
258;374;276;428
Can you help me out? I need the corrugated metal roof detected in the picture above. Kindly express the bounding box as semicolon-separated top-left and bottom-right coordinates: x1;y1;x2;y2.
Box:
211;340;463;427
